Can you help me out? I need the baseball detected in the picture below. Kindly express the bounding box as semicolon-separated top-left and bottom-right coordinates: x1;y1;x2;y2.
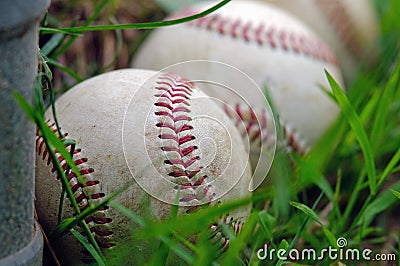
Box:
35;69;252;264
132;0;345;156
263;0;379;83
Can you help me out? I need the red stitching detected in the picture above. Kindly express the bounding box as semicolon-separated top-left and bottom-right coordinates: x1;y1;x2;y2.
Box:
154;94;190;106
156;122;192;134
291;32;300;53
316;0;361;58
217;17;228;34
255;24;265;45
206;14;219;30
210;216;246;251
266;27;277;48
155;87;190;100
184;11;338;65
158;133;194;145
223;104;308;154
224;104;269;144
161;145;197;157
230;19;241;38
36;122;114;251
157;75;193;94
279;31;289;50
154;102;190;113
282;122;309;154
155;73;215;205
154;111;191;122
242;22;252;42
164;157;199;169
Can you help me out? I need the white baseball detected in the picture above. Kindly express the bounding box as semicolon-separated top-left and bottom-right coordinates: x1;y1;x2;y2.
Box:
132;0;345;154
35;69;252;264
263;0;379;83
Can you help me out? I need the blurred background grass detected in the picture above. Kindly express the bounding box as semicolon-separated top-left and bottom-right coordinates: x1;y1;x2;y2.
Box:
40;0;164;90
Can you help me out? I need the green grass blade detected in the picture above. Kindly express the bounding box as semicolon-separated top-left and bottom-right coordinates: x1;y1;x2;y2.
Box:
159;237;194;265
14;91;103;256
341;90;378;155
33;75;46;117
220;211;258;265
194;229;219;266
277;192;323;265
289;202;323;226
370;65;399;151
377;147;400;188
52;0;110;58
391;189;400;200
308;115;347;171
38;52;53;81
109;202;146;227
271;149;293;219
257;211;275;243
13;91;36;122
348;148;400;231
137;196;252;239
290;201;337;248
38;121;81;185
275;239;290;266
46;58;83;82
70;229;107;266
41;32;65;56
51;197;111;239
326;70;377;195
292;154;335;202
14;92;80;182
108;204;194;264
40;0;231;34
51;173;141;239
357;180;400;227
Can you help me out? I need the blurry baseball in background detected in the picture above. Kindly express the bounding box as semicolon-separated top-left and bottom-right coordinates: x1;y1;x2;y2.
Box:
132;0;345;156
263;0;380;83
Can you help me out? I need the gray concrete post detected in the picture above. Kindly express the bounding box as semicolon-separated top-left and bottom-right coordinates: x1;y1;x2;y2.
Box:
0;0;50;265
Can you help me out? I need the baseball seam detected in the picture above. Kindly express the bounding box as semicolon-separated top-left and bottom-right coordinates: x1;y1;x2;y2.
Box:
155;73;216;207
155;73;245;246
36;123;114;252
281;120;309;154
316;0;362;58
210;216;244;252
223;103;308;154
175;9;338;65
223;103;270;144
